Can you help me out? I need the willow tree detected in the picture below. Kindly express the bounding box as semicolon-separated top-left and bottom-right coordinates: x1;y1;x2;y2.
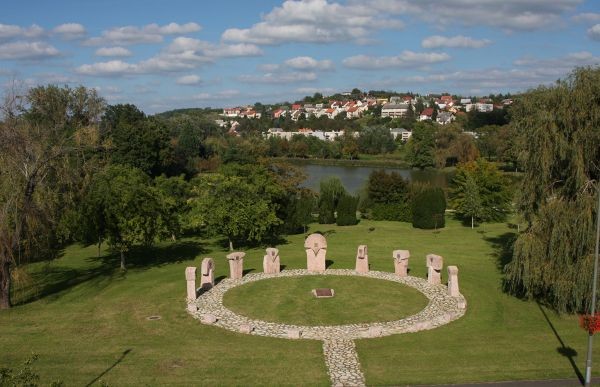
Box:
505;67;600;313
0;84;104;309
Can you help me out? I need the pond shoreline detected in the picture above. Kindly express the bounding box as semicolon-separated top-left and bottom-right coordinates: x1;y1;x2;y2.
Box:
273;157;412;169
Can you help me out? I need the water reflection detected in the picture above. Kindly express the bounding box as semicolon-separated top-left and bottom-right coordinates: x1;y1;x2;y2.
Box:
300;164;454;194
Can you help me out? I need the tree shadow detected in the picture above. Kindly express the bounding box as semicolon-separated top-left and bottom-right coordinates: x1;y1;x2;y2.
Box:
325;259;334;268
14;259;120;306
85;348;132;386
94;240;207;270
483;231;517;272
312;229;336;237
537;303;584;385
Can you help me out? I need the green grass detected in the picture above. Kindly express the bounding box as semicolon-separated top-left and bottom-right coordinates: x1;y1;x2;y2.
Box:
223;276;428;325
0;217;597;385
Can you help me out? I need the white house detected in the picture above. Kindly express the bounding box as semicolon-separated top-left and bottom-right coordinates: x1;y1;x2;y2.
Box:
381;103;409;118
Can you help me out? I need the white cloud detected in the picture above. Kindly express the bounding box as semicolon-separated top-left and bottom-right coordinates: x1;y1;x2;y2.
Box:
514;51;600;70
192;89;240;100
588;24;600;41
53;23;86;39
176;75;202;85
342;51;450;69
284;56;334;70
572;13;600;23
222;0;403;45
0;41;60;60
295;87;336;95
421;35;491;49
95;46;132;57
76;60;138;76
237;72;318;84
166;37;262;58
84;22;201;46
0;23;44;40
356;0;580;31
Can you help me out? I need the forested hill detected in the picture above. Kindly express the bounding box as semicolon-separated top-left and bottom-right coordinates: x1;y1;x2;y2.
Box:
154;107;221;119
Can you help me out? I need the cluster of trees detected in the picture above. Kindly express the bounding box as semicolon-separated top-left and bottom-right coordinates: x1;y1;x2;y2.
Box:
317;177;358;226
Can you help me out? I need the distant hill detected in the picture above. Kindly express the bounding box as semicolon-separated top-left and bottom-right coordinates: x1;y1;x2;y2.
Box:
154;107;221;119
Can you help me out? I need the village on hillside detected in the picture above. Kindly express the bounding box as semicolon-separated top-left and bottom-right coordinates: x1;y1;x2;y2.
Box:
217;92;514;142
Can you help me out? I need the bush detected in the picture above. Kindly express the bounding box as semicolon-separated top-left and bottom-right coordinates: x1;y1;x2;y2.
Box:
336;193;359;226
412;187;446;229
371;202;411;222
318;192;336;224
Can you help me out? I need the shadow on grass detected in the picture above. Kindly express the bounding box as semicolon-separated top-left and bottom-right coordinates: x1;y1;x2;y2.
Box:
15;240;207;306
483;231;517;272
537;303;584;385
85;348;132;387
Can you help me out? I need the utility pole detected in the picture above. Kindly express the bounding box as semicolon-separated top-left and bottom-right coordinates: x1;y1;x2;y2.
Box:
585;186;600;386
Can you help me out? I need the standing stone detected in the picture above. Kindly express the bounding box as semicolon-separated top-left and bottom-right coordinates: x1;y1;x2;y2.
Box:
263;247;281;274
200;257;215;290
393;250;410;277
355;245;369;273
226;252;245;279
185;266;197;302
304;233;327;272
426;254;443;284
447;265;460;297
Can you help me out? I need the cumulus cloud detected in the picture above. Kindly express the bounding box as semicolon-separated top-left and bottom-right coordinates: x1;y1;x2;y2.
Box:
222;0;403;45
342;51;450;69
295;87;336;95
0;41;60;60
78;38;262;77
76;60;138;76
354;0;580;31
284;56;334;70
588;24;600;41
421;35;491;49
514;51;600;69
95;46;132;57
84;22;201;46
53;23;86;39
0;23;44;40
176;74;202;85
237;72;318;84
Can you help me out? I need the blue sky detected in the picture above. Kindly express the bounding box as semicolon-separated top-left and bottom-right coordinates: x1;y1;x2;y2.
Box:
1;0;599;113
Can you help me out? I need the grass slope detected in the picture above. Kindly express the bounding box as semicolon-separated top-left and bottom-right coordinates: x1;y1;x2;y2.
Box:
0;218;596;385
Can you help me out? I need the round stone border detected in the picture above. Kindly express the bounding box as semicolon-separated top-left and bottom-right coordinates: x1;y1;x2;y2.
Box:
189;269;467;340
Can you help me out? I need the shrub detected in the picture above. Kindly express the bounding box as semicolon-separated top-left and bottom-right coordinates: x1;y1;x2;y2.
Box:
371;202;411;222
318;192;336;224
336;193;359;226
412;187;446;229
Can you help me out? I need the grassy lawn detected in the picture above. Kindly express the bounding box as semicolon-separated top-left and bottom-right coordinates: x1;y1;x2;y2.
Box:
0;217;597;385
223;276;428;325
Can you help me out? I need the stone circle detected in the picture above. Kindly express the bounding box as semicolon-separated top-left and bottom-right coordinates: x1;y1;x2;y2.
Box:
189;268;466;340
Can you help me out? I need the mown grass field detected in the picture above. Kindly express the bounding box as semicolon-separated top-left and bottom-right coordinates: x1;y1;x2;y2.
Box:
0;218;596;385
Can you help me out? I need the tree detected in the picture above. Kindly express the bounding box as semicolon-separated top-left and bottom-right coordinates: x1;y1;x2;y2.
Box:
366;170;411;221
452;173;482;228
318;177;346;224
505;67;600;312
0;84;105;309
336;193;359;226
412;187;446;229
358;127;396;155
408;122;436;169
81;165;170;270
188;173;281;251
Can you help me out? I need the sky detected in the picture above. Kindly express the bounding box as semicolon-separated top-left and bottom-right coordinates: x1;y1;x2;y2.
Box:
1;0;600;114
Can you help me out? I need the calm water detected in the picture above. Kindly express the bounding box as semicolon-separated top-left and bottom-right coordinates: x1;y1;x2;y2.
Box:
300;164;453;194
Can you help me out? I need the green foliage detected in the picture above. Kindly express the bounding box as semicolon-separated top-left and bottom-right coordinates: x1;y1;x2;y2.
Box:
281;192;315;234
153;174;192;239
451;159;512;224
407;122;436;169
366;170;411;221
0;354;63;387
358;127;396;154
188;173;281;250
505;67;600;312
80;164;171;268
335;193;359;226
318;177;347;224
412;187;446;229
102;105;171;176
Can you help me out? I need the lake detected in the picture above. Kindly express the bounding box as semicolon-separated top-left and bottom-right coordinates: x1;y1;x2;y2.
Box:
299;164;453;193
